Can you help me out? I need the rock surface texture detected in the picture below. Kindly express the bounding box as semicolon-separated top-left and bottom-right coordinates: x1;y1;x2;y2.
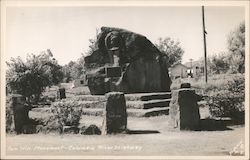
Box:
85;27;171;95
10;95;31;134
102;92;127;134
169;88;202;130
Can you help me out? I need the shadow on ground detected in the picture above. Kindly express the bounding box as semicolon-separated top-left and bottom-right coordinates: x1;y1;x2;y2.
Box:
197;118;234;131
126;129;160;134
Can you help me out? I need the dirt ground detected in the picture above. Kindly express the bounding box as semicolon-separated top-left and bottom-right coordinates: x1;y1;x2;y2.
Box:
5;115;245;157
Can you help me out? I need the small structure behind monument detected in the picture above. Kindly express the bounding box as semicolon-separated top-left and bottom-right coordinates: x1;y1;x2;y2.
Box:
169;63;189;79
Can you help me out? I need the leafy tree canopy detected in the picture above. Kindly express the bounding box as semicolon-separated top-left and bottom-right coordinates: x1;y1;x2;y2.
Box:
155;37;184;67
208;52;230;74
6;49;63;103
62;55;86;82
227;22;245;73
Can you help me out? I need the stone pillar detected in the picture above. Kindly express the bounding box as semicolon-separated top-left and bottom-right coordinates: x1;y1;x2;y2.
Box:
180;83;191;89
11;94;30;134
169;88;202;130
102;92;127;134
58;88;66;99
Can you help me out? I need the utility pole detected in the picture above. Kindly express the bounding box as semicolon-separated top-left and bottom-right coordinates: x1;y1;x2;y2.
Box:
189;58;193;69
202;6;208;83
190;58;193;77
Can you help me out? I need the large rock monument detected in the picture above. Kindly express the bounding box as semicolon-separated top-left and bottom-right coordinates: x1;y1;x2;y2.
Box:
85;27;171;95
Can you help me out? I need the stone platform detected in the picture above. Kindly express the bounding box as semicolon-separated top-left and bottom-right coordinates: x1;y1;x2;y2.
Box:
30;92;171;118
73;92;171;117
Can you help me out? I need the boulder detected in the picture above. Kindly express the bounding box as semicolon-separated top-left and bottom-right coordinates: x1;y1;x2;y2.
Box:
80;125;101;135
85;27;171;95
180;83;191;89
22;124;45;134
63;126;80;134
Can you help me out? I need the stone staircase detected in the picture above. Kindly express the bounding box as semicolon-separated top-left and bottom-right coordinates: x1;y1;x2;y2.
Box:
69;92;172;117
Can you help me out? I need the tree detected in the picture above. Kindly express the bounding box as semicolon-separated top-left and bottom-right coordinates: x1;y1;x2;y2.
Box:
65;37;98;80
155;37;184;67
61;37;98;82
208;52;230;74
71;55;86;79
62;61;75;82
6;49;63;103
227;22;245;73
62;54;86;82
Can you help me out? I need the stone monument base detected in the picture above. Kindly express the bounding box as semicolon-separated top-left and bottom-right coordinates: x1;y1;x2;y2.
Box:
102;92;127;134
169;88;201;130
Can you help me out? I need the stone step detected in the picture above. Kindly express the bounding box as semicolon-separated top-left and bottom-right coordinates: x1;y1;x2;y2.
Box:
57;100;105;108
133;107;169;117
59;99;171;109
125;92;171;101
143;99;171;109
57;98;171;109
29;106;170;123
32;98;171;115
81;107;169;117
82;108;103;116
69;92;171;102
68;95;105;101
126;99;171;109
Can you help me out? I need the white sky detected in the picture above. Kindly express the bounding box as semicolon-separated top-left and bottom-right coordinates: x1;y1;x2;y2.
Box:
6;6;245;65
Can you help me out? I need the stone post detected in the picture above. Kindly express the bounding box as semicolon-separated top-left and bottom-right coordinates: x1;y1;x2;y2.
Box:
11;94;30;134
169;88;202;130
180;83;191;89
102;92;127;134
58;88;66;99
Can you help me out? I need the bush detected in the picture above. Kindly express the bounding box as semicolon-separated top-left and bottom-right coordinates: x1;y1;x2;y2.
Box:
171;73;245;122
6;50;63;104
205;75;244;122
51;100;83;127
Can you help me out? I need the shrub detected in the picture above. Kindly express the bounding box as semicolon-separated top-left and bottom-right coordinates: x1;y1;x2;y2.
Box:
51;100;83;127
205;75;244;122
171;73;245;122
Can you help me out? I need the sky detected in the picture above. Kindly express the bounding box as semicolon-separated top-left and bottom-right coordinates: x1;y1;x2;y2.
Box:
6;6;245;65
